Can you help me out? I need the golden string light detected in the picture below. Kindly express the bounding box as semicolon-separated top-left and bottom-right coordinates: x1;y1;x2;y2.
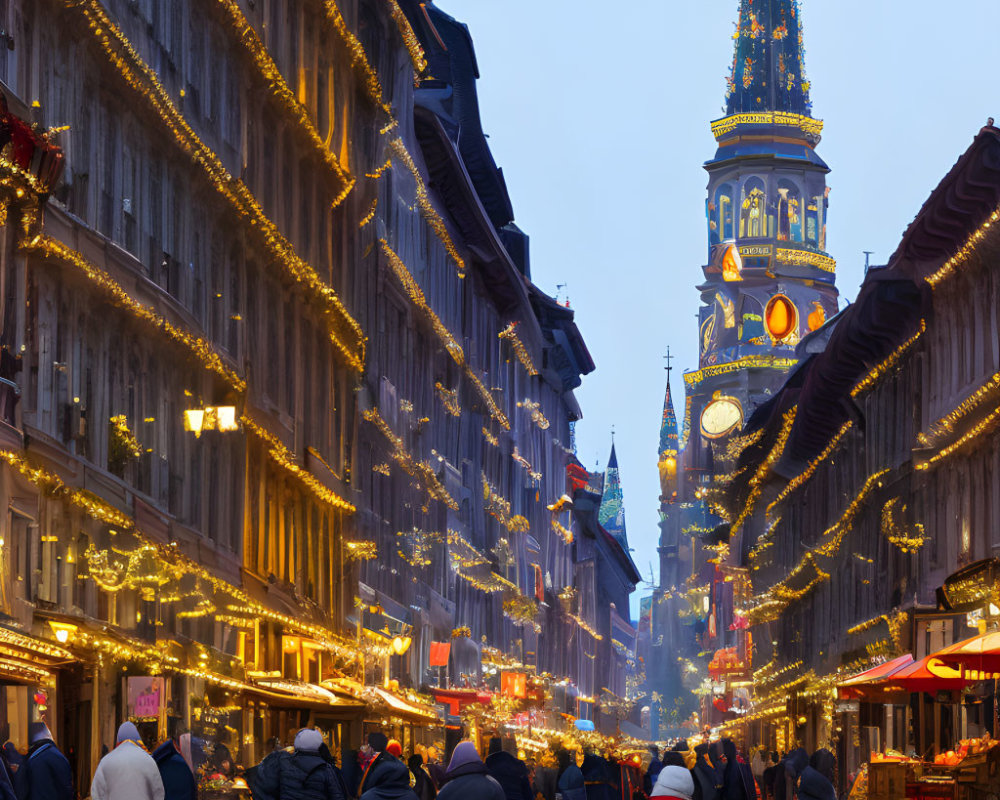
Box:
434;382;462;417
918;368;1000;447
730;407;797;531
774;248;836;273
23;236;246;392
684;356;797;388
359;198;378;229
881;498;928;553
344;541;378;561
379;239;510;429
109;414;143;459
765;421;853;515
387;138;466;277
362;408;459;510
551;519;573;544
847;610;908;652
321;0;392;114
499;323;539;376
386;0;428;73
242;416;357;512
851;320;926;398
916;404;1000;471
927;206;1000;287
517;399;550;431
67;0;365;370
211;0;354;194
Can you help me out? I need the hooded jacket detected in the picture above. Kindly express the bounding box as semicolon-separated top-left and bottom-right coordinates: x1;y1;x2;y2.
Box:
692;745;722;800
808;750;836;786
775;749;808;800
651;765;695;800
722;740;756;800
556;762;586;800
250;746;347;800
361;754;419;800
408;755;437;800
438;743;504;800
13;739;74;800
152;741;197;800
484;750;532;800
581;754;612;800
91;741;165;800
796;767;836;800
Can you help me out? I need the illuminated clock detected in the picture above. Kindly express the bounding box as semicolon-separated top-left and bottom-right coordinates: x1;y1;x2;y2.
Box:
700;396;743;439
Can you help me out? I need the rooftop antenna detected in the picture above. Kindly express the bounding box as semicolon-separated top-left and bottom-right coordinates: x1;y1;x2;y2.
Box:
863;251;874;272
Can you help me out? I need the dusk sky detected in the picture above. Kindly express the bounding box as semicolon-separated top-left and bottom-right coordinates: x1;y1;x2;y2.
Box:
444;0;1000;613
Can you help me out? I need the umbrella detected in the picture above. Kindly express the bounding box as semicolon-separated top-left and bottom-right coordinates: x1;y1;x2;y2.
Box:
934;632;1000;677
838;654;913;699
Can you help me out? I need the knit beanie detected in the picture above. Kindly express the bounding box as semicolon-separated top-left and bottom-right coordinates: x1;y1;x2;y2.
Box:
117;722;141;745
294;728;324;752
652;765;696;800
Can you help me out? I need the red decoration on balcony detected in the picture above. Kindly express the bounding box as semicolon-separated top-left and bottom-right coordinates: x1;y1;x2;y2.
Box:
0;93;65;195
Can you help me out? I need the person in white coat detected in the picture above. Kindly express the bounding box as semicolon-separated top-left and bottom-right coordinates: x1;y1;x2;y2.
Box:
91;722;165;800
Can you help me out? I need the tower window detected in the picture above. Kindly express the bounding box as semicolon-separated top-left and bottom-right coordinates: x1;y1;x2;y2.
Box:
740;178;766;238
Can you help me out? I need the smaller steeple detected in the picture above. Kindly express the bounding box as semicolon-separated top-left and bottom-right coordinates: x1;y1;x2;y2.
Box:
598;437;629;551
659;349;679;458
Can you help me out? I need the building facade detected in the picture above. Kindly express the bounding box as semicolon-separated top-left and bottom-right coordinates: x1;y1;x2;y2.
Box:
0;0;631;787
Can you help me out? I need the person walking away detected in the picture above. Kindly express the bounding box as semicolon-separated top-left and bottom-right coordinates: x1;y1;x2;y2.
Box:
555;751;585;800
651;765;696;800
721;740;755;800
580;753;611;800
644;746;664;796
774;750;807;800
152;730;197;800
12;723;72;800
249;728;347;800
436;742;503;800
762;754;779;800
359;752;418;800
794;764;835;800
808;751;835;789
407;754;437;800
91;722;164;800
692;744;722;800
424;748;446;791
485;737;533;800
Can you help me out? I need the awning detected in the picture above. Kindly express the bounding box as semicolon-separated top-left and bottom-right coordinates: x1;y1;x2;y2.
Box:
837;655;913;699
880;655;971;693
366;687;439;724
430;687;494;715
247;678;367;713
934;632;1000;676
0;626;73;687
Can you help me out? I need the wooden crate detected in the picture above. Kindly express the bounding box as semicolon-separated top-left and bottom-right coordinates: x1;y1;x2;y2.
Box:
870;762;909;800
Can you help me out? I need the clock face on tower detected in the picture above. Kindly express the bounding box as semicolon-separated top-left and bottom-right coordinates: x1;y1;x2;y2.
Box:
700;396;744;439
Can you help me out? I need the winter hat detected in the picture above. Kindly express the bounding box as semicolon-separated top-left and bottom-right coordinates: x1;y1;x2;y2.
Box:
368;732;389;753
447;741;483;773
652;765;696;800
117;722;141;745
488;737;503;755
28;722;53;744
294;728;323;752
386;739;403;758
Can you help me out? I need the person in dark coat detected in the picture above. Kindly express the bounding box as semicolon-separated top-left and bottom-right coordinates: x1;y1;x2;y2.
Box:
774;749;808;800
360;753;419;800
645;746;664;796
424;748;446;792
762;754;779;800
808;750;836;788
555;751;586;800
692;743;723;800
152;733;197;800
721;740;755;800
250;728;347;800
0;754;13;800
581;753;612;800
436;742;504;800
341;749;362;798
662;751;686;768
13;722;73;800
408;754;436;800
484;738;532;800
795;766;835;800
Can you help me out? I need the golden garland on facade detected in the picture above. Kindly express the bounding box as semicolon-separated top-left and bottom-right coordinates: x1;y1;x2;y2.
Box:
851;320;926;398
386;0;428;73
242;416;357;512
378;240;510;429
918;368;1000;448
66;0;366;370
23;236;246;392
321;0;392;114
765;421;853;515
926;206;1000;288
730;407;797;531
774;248;836;273
434;382;462;416
499;323;539;376
881;498;928;553
517;399;551;431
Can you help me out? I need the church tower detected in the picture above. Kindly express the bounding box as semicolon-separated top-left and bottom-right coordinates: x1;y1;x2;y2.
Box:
688;0;838;483
598;440;628;552
650;0;840;736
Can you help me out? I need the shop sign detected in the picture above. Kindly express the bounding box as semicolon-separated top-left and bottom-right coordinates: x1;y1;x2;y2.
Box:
835;700;860;714
501;672;527;699
127;676;164;720
938;558;1000;612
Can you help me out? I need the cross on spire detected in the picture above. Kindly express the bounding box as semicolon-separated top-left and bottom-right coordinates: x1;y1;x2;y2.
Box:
663;347;674;379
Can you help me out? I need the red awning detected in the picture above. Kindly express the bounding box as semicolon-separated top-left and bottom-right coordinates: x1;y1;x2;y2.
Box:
934;632;1000;676
837;654;913;699
430;688;494;715
880;655;971;693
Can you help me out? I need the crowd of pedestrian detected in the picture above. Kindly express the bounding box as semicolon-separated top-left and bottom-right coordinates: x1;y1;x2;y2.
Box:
0;720;842;800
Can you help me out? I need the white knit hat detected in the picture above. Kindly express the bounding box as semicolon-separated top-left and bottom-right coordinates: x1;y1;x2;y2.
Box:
651;765;695;800
294;728;324;752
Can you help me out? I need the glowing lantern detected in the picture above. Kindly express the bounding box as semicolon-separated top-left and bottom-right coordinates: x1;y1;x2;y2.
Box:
765;294;797;342
722;244;743;282
808;301;826;332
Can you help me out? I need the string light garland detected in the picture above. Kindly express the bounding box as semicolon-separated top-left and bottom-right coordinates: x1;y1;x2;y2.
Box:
847;610;908;652
362;408;459;510
774;247;836;273
344;541;378;561
482;428;499;447
359;198;378;229
916;404;1000;471
551;519;573;544
926;206;1000;287
387;138;466;277
386;0;427;74
242;416;356;512
499;323;539;376
684;356;797;388
881;498;928;553
711;111;823;139
211;0;354;194
24;236;246;392
918;368;1000;448
109;414;143;459
730;407;797;531
434;382;461;417
66;0;365;370
851;320;926;398
765;421;853;515
321;0;392;114
517;399;550;431
378;239;510;429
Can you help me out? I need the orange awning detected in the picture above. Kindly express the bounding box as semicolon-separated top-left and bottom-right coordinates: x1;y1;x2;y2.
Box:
934;632;1000;676
880;654;970;693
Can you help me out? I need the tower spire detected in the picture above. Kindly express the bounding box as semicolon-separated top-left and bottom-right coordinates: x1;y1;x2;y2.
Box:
599;438;628;550
726;0;811;116
659;350;679;457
